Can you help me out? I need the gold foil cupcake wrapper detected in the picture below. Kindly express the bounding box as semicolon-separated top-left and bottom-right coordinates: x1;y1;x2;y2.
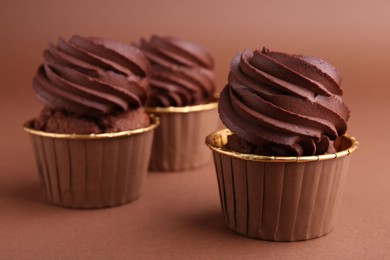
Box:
206;129;358;163
23;115;159;139
206;129;358;241
24;115;159;209
147;100;220;171
145;98;218;114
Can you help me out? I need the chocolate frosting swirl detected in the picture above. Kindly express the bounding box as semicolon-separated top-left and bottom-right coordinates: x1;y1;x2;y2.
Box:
33;35;151;118
139;35;215;107
219;48;350;156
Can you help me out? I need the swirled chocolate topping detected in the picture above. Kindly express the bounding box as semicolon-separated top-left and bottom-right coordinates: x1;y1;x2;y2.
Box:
139;35;215;107
219;48;350;156
33;35;151;118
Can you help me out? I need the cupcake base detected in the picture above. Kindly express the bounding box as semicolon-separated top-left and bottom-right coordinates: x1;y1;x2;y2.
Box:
146;100;219;171
206;129;358;241
24;115;159;209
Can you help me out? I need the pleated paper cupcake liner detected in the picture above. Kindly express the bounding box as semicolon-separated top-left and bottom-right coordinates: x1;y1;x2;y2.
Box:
206;129;358;241
146;100;219;171
24;115;159;209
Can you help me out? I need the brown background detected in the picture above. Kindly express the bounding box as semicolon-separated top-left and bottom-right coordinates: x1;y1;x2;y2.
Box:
1;0;389;259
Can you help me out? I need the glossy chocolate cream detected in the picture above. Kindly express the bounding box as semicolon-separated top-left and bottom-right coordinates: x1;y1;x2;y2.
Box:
139;35;215;107
219;48;350;156
33;35;152;133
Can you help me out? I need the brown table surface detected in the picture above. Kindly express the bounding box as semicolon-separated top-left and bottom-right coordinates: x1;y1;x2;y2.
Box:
1;1;390;259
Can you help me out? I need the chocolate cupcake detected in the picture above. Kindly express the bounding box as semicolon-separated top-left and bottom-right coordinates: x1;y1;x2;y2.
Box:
206;47;359;241
24;35;159;208
139;35;219;171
